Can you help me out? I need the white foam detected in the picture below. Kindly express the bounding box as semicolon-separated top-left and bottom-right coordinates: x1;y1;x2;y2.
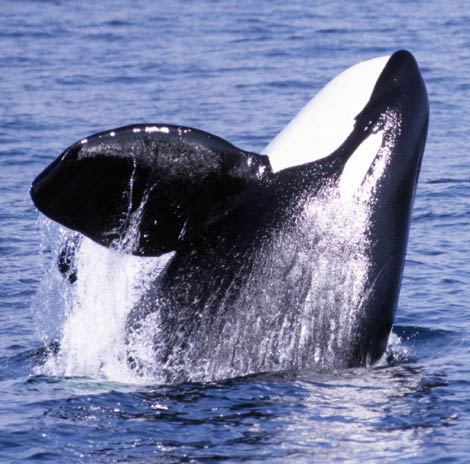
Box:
38;233;171;384
35;175;385;383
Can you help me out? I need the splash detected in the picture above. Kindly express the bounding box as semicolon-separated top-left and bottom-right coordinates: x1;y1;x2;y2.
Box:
34;135;394;384
34;219;171;384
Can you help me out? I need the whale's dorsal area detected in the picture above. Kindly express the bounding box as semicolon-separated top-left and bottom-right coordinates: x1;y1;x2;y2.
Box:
31;50;429;380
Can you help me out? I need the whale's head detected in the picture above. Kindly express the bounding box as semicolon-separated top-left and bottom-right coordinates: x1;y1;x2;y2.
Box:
261;50;428;364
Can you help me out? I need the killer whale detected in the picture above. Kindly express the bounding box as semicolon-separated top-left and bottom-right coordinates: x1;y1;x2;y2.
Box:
31;50;428;381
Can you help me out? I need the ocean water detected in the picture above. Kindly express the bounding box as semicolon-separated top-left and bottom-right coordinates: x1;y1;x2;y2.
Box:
1;0;469;462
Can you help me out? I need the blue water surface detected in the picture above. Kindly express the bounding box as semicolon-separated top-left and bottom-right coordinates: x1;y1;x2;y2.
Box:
1;0;469;462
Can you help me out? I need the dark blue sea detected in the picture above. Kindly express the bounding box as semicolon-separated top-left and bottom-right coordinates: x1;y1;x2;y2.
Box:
1;0;469;462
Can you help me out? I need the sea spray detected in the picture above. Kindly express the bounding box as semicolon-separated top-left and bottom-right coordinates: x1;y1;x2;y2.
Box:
33;135;393;383
34;221;171;383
